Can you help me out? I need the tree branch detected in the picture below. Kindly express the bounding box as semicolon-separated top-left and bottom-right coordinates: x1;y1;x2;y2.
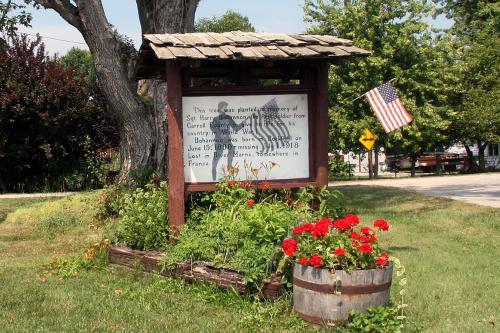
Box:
32;0;81;30
0;0;13;27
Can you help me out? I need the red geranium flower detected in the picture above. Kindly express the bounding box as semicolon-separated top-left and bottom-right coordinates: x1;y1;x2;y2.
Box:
358;243;374;254
361;227;375;236
317;217;332;226
374;219;390;231
344;214;360;226
332;219;351;232
298;257;309;265
292;223;314;235
334;248;346;256
309;255;323;268
281;239;298;257
350;231;361;239
312;222;330;238
376;252;389;266
351;240;360;247
360;236;373;243
245;199;255;207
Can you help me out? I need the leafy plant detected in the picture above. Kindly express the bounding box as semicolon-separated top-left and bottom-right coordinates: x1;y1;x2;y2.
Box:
329;156;354;180
40;239;109;279
163;181;344;289
114;182;169;250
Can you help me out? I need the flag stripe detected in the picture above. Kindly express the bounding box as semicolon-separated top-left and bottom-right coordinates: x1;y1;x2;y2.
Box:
366;90;390;132
369;89;397;131
388;101;404;128
375;89;399;131
365;82;412;133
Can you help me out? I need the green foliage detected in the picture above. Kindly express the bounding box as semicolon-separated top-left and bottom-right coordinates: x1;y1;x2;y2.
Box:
163;183;343;288
59;47;98;87
95;186;133;221
329;156;354;179
40;239;109;279
195;10;255;33
0;0;31;46
0;35;118;192
341;306;409;333
304;0;453;159
115;182;169;250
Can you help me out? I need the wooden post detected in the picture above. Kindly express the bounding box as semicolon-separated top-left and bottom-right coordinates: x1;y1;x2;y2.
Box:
368;150;374;180
166;61;185;237
315;62;330;188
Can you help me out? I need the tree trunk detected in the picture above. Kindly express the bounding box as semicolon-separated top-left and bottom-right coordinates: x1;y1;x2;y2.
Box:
34;0;199;184
478;140;488;171
135;0;199;178
463;142;478;172
410;154;417;177
75;0;152;185
368;150;373;180
0;172;6;193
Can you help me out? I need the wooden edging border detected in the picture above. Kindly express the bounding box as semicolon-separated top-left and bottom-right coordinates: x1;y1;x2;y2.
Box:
108;245;285;299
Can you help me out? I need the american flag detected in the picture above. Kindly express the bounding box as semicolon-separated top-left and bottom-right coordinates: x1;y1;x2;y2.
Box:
365;81;413;133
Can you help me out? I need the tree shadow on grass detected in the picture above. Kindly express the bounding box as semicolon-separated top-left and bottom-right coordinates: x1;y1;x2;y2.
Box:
387;246;419;252
334;185;455;215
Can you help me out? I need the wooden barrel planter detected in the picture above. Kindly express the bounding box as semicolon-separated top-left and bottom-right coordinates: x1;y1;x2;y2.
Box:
293;262;393;325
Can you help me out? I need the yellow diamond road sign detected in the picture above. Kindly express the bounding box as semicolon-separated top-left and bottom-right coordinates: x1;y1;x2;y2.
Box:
359;128;376;150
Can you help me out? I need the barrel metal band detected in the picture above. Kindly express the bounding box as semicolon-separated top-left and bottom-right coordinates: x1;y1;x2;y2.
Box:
293;277;391;295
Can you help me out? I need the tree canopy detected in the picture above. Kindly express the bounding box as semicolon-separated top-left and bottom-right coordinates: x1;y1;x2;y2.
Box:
195;10;255;33
0;36;115;191
304;0;453;170
436;0;500;169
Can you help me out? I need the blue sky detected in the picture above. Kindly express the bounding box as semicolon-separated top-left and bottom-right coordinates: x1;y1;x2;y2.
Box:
18;0;452;55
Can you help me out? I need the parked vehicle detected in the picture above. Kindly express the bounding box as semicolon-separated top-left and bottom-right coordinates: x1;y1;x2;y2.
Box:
418;153;464;173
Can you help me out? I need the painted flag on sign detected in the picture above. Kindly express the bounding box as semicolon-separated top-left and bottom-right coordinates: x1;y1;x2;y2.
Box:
365;81;413;133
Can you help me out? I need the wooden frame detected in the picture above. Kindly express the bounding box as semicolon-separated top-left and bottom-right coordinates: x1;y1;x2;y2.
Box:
166;60;330;234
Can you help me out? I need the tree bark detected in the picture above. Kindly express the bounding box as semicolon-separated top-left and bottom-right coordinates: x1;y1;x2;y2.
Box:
33;0;199;184
477;140;488;171
410;154;417;177
135;0;199;178
463;142;478;172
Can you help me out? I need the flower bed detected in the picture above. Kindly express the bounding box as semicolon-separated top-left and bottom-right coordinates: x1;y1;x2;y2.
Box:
108;245;285;299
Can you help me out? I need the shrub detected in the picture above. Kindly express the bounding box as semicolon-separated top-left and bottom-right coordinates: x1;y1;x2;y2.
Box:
114;182;169;250
329;157;354;180
163;181;345;289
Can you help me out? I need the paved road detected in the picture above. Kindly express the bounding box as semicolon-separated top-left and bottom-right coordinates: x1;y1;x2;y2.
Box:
330;173;500;208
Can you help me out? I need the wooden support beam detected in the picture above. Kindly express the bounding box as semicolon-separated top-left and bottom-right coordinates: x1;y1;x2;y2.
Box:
166;61;185;237
315;62;330;188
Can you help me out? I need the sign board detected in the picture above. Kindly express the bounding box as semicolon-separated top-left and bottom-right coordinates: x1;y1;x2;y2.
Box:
182;94;309;183
359;128;376;150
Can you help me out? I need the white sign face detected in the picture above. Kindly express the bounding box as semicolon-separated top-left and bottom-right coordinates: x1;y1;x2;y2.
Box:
182;94;309;183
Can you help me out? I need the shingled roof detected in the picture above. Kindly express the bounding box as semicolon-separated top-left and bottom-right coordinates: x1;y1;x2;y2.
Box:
139;31;370;61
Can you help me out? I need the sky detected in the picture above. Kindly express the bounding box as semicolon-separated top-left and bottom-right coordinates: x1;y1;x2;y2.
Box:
17;0;452;56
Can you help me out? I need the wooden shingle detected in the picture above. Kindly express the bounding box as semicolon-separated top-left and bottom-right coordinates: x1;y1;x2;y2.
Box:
139;31;370;63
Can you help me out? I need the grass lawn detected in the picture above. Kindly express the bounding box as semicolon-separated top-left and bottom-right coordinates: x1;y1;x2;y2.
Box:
0;188;498;332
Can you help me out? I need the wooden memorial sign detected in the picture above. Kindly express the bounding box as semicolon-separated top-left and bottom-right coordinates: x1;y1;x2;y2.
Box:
183;94;309;183
136;32;370;235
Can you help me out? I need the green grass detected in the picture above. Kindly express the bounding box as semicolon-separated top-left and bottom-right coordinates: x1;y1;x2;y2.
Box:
337;186;500;333
0;188;498;332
